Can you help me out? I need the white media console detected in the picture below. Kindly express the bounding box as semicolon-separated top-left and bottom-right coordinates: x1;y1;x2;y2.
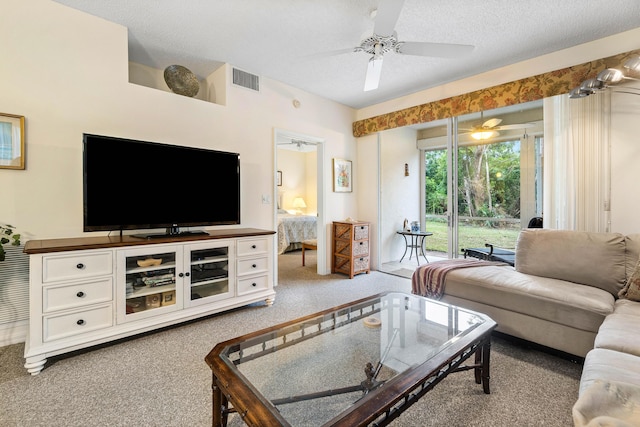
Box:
23;228;275;375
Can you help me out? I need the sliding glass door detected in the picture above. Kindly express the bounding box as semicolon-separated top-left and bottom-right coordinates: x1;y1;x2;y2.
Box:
420;100;543;258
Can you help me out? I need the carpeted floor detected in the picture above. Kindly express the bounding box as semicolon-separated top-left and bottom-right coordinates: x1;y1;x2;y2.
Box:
0;251;582;426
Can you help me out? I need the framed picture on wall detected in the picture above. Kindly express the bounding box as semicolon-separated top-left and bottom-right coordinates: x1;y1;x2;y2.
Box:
333;158;352;193
0;113;25;170
277;170;282;186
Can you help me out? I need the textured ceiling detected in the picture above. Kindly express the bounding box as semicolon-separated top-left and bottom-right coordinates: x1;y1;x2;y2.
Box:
53;0;640;109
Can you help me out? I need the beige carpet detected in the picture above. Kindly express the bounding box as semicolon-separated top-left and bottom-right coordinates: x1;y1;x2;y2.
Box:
0;251;582;426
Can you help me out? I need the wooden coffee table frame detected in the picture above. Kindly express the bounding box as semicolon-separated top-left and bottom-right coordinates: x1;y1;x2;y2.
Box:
205;293;497;427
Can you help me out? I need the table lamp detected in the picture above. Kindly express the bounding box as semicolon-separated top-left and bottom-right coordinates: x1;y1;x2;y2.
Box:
292;197;307;215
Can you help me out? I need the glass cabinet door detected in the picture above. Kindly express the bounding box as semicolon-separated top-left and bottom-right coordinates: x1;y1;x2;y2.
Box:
117;246;182;323
186;241;234;307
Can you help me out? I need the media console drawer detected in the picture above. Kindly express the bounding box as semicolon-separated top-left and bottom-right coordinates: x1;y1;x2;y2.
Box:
237;275;268;295
43;304;113;342
42;251;113;283
43;278;113;313
237;256;268;276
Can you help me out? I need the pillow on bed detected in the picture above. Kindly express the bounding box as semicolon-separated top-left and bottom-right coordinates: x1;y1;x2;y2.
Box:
277;209;288;214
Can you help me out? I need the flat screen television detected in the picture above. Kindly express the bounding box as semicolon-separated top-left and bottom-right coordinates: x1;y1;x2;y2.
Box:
83;133;240;237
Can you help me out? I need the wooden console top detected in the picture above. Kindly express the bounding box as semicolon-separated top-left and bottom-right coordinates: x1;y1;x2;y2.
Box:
24;228;276;254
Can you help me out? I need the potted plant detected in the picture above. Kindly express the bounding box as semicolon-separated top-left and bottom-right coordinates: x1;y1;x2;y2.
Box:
1;224;21;262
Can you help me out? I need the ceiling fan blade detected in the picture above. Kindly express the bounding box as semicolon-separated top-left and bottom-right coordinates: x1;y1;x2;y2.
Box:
482;118;502;128
364;56;384;91
397;41;475;58
494;123;536;130
373;0;405;37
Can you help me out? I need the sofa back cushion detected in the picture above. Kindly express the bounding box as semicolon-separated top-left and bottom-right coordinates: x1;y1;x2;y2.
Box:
515;229;626;296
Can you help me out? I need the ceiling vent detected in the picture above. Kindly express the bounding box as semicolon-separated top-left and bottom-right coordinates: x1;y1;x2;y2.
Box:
232;67;260;92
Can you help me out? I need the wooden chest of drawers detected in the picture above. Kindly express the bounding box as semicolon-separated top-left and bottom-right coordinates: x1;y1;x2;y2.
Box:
331;221;370;279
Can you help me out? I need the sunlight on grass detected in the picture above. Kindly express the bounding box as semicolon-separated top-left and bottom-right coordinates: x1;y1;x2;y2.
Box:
425;220;521;254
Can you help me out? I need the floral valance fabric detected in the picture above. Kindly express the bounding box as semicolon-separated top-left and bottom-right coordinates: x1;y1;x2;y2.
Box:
353;49;640;137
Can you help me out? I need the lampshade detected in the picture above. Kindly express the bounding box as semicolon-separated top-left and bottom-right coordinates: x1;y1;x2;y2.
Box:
624;55;640;73
470;130;498;140
292;197;307;208
569;87;590;99
580;78;606;91
597;68;624;84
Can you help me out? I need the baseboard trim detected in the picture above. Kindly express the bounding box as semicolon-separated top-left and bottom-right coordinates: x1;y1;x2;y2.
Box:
0;320;27;347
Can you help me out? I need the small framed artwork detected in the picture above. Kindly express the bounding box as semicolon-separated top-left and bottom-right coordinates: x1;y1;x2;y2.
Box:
0;113;25;170
277;170;282;186
333;158;352;193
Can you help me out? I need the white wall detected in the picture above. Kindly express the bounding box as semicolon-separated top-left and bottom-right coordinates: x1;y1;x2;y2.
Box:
277;149;317;214
610;87;640;234
379;127;420;263
0;0;357;243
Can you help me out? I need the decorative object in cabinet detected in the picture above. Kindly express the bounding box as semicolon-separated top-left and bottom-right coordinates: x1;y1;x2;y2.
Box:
331;220;370;279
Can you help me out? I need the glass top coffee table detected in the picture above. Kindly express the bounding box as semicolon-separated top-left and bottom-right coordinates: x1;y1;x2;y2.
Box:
205;292;497;427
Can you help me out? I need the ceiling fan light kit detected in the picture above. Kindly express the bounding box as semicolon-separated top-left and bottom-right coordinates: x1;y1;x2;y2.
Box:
471;130;499;140
570;55;640;99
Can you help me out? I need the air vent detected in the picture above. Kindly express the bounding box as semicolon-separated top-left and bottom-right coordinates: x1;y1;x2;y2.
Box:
232;67;260;92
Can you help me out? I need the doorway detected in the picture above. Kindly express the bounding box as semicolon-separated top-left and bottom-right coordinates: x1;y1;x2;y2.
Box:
273;129;326;278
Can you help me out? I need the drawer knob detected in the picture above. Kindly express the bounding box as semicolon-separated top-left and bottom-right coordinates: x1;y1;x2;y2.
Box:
76;291;85;298
76;263;85;270
251;245;257;249
178;272;184;278
252;282;257;287
359;242;363;245
252;264;257;268
185;272;190;277
77;319;85;326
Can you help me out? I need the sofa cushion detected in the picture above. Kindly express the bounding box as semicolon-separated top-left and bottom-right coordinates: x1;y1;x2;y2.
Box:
573;379;640;427
594;313;640;357
515;229;626;296
579;348;640;395
619;257;640;301
443;265;614;333
613;298;640;317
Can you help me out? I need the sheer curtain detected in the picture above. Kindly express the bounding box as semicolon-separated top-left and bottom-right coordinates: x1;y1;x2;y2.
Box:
543;91;611;232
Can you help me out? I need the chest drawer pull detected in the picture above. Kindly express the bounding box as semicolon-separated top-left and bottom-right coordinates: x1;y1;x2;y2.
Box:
252;245;257;249
76;319;85;326
252;264;257;268
76;291;85;298
76;263;85;270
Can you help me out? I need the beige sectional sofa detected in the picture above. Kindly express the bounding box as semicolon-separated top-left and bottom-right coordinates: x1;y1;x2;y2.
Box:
430;229;640;425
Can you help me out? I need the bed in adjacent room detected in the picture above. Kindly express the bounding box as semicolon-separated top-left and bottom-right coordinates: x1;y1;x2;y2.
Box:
277;211;317;254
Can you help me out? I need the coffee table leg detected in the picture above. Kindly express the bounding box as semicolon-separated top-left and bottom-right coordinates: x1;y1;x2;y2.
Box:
212;374;229;427
474;338;491;394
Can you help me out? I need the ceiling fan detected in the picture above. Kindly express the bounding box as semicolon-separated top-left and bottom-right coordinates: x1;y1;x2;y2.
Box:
277;139;316;151
320;0;475;92
461;113;535;140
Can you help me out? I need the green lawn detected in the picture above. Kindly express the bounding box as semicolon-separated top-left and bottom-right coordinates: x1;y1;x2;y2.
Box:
425;220;521;254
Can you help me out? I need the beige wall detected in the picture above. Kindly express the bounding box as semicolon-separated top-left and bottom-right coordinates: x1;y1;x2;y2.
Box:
379;127;420;264
277;149;317;214
0;0;356;246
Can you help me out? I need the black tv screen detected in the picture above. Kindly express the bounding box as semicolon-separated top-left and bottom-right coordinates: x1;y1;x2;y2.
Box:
83;134;240;234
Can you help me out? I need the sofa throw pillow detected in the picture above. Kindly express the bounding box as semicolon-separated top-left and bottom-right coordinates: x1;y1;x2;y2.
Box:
619;257;640;301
